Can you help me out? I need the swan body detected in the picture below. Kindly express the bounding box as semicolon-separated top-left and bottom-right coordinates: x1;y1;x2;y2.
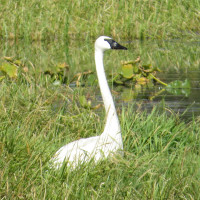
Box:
51;36;127;169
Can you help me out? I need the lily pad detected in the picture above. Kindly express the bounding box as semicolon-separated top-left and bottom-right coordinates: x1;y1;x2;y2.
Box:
121;64;133;79
167;79;191;89
137;77;149;85
166;79;191;97
0;62;18;78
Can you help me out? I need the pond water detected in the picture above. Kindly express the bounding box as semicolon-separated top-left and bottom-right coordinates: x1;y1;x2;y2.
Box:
113;70;200;121
1;38;200;121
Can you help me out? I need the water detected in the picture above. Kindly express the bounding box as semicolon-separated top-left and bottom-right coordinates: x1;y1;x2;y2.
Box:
0;38;200;120
113;70;200;121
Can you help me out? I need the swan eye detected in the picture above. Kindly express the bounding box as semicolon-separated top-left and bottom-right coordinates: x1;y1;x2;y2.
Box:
113;42;117;47
104;39;116;48
104;38;127;50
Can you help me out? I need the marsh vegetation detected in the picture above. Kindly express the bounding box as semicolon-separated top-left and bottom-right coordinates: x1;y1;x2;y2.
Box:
0;1;200;199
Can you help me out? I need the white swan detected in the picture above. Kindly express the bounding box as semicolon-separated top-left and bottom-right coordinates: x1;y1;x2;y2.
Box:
51;36;127;169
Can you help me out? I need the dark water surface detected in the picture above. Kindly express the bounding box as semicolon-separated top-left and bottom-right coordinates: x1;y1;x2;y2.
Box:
1;38;200;120
114;70;200;121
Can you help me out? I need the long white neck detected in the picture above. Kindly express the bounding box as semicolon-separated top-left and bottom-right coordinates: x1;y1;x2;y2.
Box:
95;49;121;138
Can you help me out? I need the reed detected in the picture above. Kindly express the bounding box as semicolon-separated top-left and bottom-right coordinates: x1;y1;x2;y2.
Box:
0;0;199;41
0;1;200;197
0;73;200;199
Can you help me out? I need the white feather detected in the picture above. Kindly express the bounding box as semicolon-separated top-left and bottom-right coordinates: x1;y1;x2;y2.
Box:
51;36;127;169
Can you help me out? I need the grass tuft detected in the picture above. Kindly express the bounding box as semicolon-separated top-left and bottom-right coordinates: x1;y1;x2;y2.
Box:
0;72;200;199
0;0;200;41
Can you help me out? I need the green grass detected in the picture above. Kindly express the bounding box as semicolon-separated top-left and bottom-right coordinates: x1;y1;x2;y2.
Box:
0;0;200;41
0;2;200;197
0;73;200;199
1;37;200;79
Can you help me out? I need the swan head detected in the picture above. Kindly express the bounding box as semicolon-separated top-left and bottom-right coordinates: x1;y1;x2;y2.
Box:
95;36;127;52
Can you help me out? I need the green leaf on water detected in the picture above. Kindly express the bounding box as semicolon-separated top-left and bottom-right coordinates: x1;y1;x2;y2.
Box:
0;62;18;78
167;79;191;89
137;77;149;85
121;64;133;79
166;88;191;97
181;79;191;88
166;79;191;97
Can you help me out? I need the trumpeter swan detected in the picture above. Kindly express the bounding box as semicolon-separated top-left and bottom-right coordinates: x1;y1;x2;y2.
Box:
51;36;127;169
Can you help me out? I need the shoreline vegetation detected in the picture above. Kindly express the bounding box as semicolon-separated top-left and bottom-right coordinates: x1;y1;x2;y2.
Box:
0;0;200;41
0;75;200;198
0;1;200;199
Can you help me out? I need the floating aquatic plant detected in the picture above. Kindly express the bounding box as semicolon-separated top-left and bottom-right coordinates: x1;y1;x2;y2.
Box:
43;57;191;102
112;57;163;87
44;62;69;84
0;62;17;80
166;79;191;97
0;57;28;80
1;56;191;101
114;57;191;98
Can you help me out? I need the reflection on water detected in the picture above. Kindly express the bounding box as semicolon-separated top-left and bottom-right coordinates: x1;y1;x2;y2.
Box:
0;38;200;120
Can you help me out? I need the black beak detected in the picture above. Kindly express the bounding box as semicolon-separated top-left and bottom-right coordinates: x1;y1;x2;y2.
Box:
104;39;127;50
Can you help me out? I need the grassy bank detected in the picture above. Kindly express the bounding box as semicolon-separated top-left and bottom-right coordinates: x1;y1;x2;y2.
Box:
1;1;200;197
0;73;200;199
0;0;200;41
